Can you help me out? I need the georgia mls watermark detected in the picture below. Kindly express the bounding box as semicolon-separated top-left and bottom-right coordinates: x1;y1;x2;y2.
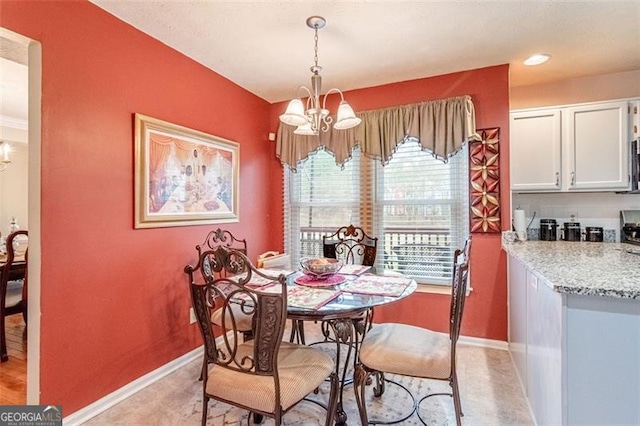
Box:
0;405;62;426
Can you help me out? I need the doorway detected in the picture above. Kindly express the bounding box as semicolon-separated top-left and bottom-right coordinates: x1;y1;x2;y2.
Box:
0;27;41;405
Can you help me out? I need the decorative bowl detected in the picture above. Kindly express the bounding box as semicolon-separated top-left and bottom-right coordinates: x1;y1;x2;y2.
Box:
300;257;343;279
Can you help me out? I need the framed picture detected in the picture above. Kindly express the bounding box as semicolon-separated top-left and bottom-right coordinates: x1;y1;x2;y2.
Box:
134;114;239;228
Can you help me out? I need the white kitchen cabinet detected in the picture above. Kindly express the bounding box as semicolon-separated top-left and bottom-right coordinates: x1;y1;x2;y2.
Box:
510;109;562;191
510;99;632;192
566;101;629;190
508;257;562;425
525;272;562;426
507;255;528;391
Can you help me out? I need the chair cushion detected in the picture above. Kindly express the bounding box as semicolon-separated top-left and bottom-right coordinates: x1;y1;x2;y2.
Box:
359;323;451;380
205;341;334;413
5;280;24;308
211;304;253;332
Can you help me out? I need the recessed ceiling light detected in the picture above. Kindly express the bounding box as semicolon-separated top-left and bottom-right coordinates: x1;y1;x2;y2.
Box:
524;53;551;66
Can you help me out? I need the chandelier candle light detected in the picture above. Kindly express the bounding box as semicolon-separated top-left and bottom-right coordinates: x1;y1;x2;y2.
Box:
279;16;361;135
0;141;11;172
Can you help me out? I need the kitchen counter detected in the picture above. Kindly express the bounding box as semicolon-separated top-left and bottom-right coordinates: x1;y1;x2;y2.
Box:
505;241;640;425
502;241;640;299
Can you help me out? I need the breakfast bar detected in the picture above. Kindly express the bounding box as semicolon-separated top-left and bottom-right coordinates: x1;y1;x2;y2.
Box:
503;241;640;426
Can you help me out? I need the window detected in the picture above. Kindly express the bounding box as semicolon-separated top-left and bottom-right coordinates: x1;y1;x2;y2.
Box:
284;138;469;285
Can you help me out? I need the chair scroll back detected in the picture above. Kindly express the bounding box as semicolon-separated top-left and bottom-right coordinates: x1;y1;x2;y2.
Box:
197;228;248;255
2;230;28;278
1;230;28;362
196;228;247;282
185;248;288;376
322;225;378;266
1;230;28;301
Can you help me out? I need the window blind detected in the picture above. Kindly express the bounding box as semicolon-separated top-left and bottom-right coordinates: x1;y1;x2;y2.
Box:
284;139;469;285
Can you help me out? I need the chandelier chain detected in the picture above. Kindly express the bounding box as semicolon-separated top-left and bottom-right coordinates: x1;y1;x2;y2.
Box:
313;28;319;69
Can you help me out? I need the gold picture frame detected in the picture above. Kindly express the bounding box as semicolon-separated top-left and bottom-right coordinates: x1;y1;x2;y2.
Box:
134;114;239;228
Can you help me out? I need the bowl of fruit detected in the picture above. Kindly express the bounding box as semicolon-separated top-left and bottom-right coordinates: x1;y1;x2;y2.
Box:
300;257;343;279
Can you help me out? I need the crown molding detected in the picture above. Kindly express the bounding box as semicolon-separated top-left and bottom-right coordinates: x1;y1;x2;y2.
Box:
0;114;28;130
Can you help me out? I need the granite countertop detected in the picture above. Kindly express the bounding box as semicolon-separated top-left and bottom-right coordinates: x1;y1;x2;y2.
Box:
503;241;640;300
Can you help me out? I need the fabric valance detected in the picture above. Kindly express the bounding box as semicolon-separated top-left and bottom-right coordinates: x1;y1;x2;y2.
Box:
275;95;477;170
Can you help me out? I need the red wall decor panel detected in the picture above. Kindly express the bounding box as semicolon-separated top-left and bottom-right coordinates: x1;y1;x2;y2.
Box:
469;128;501;233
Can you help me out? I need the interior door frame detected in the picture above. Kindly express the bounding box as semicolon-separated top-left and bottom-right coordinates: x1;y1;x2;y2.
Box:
0;26;42;405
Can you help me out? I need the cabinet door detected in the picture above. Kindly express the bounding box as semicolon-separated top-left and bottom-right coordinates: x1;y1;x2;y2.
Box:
508;255;528;392
565;101;630;190
510;109;562;191
527;272;563;426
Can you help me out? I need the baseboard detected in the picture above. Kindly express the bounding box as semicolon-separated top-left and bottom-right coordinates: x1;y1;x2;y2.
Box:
458;335;509;351
62;346;203;426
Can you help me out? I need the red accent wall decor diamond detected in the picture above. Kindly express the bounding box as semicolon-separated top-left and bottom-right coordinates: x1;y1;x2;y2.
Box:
469;128;501;233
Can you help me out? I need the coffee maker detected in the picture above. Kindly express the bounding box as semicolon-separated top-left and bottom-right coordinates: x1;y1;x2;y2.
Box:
621;210;640;246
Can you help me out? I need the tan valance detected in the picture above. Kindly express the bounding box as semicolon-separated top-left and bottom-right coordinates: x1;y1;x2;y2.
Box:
276;95;477;170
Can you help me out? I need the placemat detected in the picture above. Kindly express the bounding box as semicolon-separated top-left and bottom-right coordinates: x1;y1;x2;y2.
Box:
241;269;294;287
254;283;341;310
286;286;342;310
338;264;372;275
341;275;412;297
294;273;347;287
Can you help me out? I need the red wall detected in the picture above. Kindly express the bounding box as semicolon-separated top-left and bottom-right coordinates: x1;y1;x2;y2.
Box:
269;65;511;341
3;0;510;415
1;0;277;414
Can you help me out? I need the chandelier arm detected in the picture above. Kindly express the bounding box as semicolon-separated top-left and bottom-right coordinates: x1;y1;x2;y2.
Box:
294;85;315;123
321;88;346;110
296;85;313;99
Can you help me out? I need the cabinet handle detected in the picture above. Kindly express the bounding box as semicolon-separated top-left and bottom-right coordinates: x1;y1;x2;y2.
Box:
555;172;559;186
570;171;575;186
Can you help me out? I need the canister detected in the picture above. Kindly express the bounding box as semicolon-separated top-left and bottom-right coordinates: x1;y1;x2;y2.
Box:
539;219;558;241
584;226;604;242
561;222;582;241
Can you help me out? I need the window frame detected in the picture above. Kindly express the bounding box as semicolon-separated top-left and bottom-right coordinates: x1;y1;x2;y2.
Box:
284;141;469;286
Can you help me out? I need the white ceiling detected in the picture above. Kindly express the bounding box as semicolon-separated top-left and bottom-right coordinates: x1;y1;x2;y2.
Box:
2;1;639;125
88;0;640;103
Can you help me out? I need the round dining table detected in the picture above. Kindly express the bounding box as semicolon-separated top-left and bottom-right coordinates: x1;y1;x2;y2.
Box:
285;270;417;426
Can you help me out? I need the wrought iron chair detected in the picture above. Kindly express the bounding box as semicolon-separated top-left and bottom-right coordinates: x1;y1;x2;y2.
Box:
1;230;28;362
195;228;254;341
291;224;379;343
290;224;380;396
353;237;472;425
189;229;252;380
185;248;339;425
322;224;378;267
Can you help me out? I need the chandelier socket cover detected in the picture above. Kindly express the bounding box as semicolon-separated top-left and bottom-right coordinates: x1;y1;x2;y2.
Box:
279;16;361;135
0;141;11;172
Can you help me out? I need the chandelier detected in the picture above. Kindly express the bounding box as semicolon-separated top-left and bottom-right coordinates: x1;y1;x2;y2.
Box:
279;16;361;135
0;141;11;172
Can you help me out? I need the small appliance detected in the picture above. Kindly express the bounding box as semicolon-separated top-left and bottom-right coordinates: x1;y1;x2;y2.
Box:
584;226;604;242
620;210;640;246
561;222;582;241
539;219;558;241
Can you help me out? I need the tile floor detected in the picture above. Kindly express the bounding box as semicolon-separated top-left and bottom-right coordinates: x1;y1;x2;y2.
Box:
82;324;533;425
